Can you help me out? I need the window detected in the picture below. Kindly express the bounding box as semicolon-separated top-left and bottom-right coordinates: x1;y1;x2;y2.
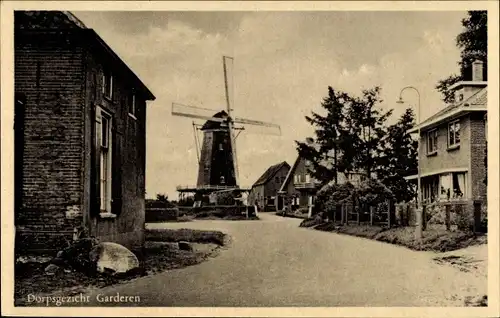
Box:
275;177;279;184
427;129;438;154
305;174;311;183
128;93;136;117
220;176;225;184
102;70;113;100
219;143;223;151
448;120;460;148
96;107;113;214
440;172;467;200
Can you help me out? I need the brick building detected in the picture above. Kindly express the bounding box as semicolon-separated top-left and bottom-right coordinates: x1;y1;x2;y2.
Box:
14;11;155;253
405;60;487;203
248;161;290;211
278;151;366;217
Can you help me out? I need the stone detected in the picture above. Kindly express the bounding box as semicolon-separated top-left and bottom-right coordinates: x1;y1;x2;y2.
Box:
178;241;193;251
44;263;61;275
89;242;140;275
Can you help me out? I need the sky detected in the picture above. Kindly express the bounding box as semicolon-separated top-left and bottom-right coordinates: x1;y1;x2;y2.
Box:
73;10;467;199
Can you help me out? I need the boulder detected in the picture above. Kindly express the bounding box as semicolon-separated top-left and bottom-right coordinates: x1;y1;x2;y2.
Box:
89;242;140;275
44;263;61;275
178;241;193;251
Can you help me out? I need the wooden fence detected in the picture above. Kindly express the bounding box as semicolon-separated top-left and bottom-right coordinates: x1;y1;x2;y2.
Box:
395;200;486;233
327;199;396;227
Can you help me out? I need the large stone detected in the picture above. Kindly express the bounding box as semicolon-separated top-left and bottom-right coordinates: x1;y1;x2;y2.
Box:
89;242;140;275
44;263;61;276
178;241;193;251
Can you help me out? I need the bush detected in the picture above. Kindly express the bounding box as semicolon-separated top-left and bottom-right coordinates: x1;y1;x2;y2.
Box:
355;179;394;206
213;191;237;205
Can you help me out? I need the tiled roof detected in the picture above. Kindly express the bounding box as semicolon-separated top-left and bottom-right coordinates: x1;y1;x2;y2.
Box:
414;87;487;131
253;161;290;186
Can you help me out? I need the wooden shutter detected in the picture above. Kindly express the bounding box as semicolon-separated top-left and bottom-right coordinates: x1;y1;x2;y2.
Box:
111;126;123;216
91;106;102;216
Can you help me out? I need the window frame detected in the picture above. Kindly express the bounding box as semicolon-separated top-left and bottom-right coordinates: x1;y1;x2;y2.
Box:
427;129;438;155
448;120;461;149
102;70;113;101
96;106;115;218
128;92;137;119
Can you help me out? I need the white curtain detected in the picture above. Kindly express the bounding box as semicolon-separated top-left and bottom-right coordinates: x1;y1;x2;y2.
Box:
440;173;452;200
456;173;466;198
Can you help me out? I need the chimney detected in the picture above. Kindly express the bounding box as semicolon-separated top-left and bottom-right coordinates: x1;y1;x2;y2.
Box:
472;60;484;81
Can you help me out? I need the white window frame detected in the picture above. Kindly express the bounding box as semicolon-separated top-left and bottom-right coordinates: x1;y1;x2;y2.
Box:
427;129;438;154
102;71;113;100
448;120;460;148
96;106;114;217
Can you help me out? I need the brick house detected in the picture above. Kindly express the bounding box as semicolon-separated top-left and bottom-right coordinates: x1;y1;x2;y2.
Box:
278;152;366;217
14;11;155;253
248;161;290;211
405;60;487;204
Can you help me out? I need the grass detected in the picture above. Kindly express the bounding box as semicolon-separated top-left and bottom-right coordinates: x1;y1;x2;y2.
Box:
275;211;309;219
303;220;487;252
15;229;228;306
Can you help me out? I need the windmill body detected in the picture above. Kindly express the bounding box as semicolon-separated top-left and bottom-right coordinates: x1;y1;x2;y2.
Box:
197;111;237;188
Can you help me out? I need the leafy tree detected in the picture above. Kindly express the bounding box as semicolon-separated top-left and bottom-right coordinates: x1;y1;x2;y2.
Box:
344;87;392;176
436;11;487;103
156;193;169;202
377;108;418;202
296;87;348;184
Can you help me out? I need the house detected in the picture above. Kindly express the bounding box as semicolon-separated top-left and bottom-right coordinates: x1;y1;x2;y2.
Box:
405;60;487;204
278;151;367;217
14;11;155;254
248;161;290;211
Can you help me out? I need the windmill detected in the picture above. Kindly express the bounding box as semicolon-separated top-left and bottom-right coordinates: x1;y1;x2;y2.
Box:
172;56;281;197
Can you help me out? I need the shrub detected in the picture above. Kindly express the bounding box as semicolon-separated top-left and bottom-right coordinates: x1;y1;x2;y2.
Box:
213;191;237;205
355;179;394;206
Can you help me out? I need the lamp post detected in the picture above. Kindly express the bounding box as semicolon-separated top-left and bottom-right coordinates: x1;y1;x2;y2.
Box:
396;86;422;239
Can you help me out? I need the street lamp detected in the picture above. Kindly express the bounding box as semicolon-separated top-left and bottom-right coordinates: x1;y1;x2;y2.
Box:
396;86;421;210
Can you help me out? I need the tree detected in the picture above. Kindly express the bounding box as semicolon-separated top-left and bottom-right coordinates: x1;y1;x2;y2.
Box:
377;108;418;203
298;86;391;184
296;86;348;184
156;193;169;202
344;87;392;176
436;11;487;104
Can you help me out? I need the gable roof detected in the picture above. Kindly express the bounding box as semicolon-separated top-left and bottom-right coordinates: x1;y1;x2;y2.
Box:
253;161;290;187
408;87;487;133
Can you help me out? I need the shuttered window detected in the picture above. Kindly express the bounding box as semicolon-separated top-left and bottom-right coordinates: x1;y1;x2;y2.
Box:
95;106;114;216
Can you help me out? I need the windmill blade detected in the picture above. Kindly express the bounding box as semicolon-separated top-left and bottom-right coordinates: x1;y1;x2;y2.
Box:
171;102;226;123
223;56;234;115
233;117;282;135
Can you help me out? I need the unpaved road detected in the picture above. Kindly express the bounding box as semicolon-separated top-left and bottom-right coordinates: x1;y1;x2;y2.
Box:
69;213;487;306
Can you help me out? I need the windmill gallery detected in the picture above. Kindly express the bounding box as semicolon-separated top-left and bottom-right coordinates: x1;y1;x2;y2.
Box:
172;56;281;209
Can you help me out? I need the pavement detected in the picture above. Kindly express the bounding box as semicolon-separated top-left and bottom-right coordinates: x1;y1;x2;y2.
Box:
71;213;486;307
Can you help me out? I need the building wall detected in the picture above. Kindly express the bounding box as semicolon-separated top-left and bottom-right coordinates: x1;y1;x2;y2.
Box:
419;116;471;175
469;112;487;200
263;165;289;197
15;31;86;252
83;46;147;251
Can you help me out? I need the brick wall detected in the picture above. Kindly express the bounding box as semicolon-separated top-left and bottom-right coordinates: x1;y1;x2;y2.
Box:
263;165;290;197
469;112;487;200
15;31;86;253
83;45;147;251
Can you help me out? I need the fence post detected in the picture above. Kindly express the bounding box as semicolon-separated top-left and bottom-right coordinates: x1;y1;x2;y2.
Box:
357;203;361;225
415;206;423;241
422;204;427;231
386;200;391;228
340;204;345;225
370;206;374;226
445;205;451;231
473;200;482;233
